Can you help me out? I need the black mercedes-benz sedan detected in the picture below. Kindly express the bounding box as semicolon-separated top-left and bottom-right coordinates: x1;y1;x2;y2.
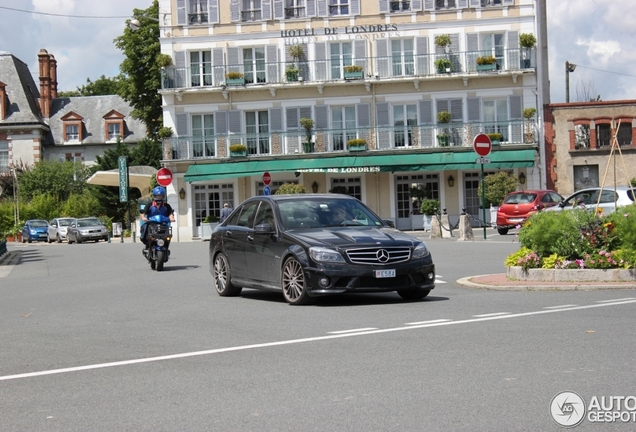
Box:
209;194;435;305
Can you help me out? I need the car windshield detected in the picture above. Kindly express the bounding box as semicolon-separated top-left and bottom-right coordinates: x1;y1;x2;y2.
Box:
504;193;537;204
30;221;48;227
59;219;73;226
77;219;101;227
278;198;384;229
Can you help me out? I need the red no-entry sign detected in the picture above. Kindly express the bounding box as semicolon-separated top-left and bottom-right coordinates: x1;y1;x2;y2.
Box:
473;133;492;157
263;171;271;186
156;167;173;186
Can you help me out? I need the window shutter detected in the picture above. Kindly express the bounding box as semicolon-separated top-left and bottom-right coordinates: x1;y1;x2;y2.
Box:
306;0;317;17
507;30;519;49
176;113;188;136
299;106;312;122
424;0;435;11
509;95;522;119
415;37;429;75
466;33;479;72
286;107;299;130
262;0;272;20
315;106;329;130
209;0;219;23
469;0;480;7
227;47;241;72
317;0;328;17
215;111;228;134
273;0;284;19
450;98;463;122
351;0;360;15
266;45;279;82
449;33;461;72
177;0;186;25
457;0;468;8
436;100;450;117
507;30;520;70
376;102;390;126
357;103;371;127
228;110;242;134
467;97;481;122
379;0;389;14
269;108;283;132
212;48;224;85
174;51;186;88
376;39;389;78
315;42;328;81
412;0;423;11
418;100;433;124
354;40;367;71
230;0;240;22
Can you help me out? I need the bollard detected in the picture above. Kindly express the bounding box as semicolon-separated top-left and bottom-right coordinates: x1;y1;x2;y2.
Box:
120;232;124;243
441;208;454;238
132;232;136;243
457;212;474;241
107;232;111;243
430;215;442;239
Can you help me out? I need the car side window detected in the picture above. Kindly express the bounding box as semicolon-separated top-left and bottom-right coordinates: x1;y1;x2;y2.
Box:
254;203;275;227
599;190;617;204
237;202;259;227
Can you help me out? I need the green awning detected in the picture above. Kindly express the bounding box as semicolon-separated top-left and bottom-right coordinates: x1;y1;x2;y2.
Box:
184;149;535;183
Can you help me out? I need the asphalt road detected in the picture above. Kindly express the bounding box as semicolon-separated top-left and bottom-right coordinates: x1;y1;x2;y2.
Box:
1;235;635;431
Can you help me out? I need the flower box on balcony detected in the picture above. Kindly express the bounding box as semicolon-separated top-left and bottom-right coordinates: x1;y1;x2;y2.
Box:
229;144;247;157
476;63;497;72
347;138;367;151
226;72;245;85
476;55;497;72
487;133;503;145
344;65;364;80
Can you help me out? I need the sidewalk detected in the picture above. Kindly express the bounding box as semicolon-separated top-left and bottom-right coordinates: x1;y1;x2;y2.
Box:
458;273;636;291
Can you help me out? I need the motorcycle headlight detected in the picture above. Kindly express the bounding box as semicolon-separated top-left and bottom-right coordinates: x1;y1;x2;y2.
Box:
412;243;430;259
309;247;345;263
156;239;165;246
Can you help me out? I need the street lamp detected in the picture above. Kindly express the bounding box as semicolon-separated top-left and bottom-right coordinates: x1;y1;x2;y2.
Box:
565;61;576;103
128;15;160;31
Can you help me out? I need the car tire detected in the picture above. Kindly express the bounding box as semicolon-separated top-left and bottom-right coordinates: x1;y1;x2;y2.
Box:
397;288;431;301
57;234;62;243
281;257;314;305
47;234;53;244
497;227;509;235
68;235;74;244
27;237;32;243
22;235;26;243
213;253;242;296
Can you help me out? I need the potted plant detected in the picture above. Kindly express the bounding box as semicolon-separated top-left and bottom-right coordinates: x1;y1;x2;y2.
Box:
286;44;304;82
435;34;451;51
285;64;300;82
523;107;537;143
347;138;367;151
487;132;503;145
436;111;451;146
201;214;219;240
519;33;536;68
344;64;364;80
420;198;441;231
229;143;247;157
434;57;452;74
299;118;315;153
476;55;497;71
225;71;245;85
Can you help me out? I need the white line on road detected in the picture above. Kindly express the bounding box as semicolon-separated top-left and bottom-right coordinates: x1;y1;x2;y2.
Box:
2;299;636;382
596;297;636;303
472;312;510;317
328;328;378;334
405;319;452;325
543;305;578;309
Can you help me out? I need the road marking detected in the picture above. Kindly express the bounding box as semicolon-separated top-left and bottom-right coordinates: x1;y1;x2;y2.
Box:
328;328;378;334
596;297;636;303
543;304;578;309
2;299;635;382
405;319;452;325
472;312;510;317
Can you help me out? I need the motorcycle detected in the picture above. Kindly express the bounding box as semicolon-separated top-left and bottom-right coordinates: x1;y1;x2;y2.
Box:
143;215;172;271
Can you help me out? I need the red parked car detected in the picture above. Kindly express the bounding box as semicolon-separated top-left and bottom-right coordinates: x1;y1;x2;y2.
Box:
495;189;563;235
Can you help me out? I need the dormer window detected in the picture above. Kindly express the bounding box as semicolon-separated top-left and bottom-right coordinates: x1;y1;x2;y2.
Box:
103;110;126;142
61;111;84;142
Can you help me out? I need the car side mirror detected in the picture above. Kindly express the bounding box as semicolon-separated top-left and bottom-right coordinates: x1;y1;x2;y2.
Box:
384;219;396;228
254;223;274;233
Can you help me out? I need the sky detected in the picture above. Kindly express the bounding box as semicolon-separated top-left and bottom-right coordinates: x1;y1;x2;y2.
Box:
0;0;635;103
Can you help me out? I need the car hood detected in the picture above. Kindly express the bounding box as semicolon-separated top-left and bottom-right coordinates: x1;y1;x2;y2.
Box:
287;227;422;248
29;226;48;232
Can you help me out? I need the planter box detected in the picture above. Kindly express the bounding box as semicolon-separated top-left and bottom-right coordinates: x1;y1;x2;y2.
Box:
507;266;636;283
230;150;247;157
201;222;219;240
226;78;245;85
437;135;450;147
348;145;367;152
344;71;364;80
476;64;496;71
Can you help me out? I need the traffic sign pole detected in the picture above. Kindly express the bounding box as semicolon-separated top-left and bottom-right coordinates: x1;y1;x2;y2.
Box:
472;133;492;241
481;164;487;240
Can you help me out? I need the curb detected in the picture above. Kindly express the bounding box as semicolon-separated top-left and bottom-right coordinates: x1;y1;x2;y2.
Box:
457;275;636;292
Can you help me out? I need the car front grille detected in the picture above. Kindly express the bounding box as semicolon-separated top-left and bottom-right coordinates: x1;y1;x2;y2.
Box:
345;247;411;265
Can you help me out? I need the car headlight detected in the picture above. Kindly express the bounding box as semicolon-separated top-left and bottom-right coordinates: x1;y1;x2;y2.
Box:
412;243;430;259
30;230;37;234
309;247;345;263
80;230;90;235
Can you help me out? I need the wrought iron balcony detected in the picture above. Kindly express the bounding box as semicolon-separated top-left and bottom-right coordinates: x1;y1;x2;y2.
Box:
160;47;536;90
163;120;537;161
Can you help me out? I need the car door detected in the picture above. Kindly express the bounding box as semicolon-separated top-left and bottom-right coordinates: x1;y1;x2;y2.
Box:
48;219;58;239
245;202;280;285
596;189;620;214
222;201;259;280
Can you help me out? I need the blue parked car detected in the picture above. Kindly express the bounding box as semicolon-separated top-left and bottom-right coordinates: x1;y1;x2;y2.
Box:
21;220;50;243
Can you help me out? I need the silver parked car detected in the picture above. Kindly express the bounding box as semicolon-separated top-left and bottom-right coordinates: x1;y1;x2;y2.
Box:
545;186;635;214
67;217;109;243
47;217;75;243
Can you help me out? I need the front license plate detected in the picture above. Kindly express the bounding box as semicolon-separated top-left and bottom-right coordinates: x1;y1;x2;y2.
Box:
510;218;524;223
375;269;396;278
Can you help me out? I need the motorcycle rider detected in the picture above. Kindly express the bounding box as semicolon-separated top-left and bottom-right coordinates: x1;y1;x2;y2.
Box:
141;186;175;250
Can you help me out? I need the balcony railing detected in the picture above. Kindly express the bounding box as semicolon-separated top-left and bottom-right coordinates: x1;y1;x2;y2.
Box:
161;47;536;90
163;120;537;161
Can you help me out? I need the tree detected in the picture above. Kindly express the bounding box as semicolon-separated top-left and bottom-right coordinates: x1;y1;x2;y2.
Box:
576;79;601;102
130;138;163;168
478;171;519;208
18;160;91;202
58;75;121;97
114;0;163;138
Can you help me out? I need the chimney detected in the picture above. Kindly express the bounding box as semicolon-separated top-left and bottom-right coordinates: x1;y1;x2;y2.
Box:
38;48;52;118
49;54;58;99
0;81;7;120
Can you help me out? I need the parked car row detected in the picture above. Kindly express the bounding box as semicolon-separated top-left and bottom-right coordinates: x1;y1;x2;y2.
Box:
496;186;635;235
21;217;109;244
